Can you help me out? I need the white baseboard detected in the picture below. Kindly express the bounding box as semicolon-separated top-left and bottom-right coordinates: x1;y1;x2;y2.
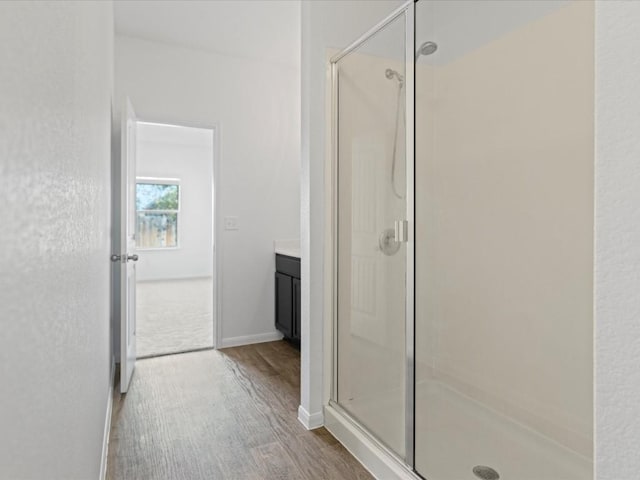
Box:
99;360;115;480
324;404;420;480
218;331;284;349
136;275;213;283
298;405;324;430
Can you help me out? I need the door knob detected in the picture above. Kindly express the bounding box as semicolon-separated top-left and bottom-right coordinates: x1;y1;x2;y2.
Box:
110;254;138;262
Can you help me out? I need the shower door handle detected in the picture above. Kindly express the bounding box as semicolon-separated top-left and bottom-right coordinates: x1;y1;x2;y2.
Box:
394;220;408;243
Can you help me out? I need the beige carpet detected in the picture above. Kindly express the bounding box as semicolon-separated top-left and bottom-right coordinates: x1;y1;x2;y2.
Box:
136;277;214;358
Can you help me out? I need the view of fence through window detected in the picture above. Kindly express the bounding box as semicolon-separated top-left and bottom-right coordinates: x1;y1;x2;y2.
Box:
136;182;180;248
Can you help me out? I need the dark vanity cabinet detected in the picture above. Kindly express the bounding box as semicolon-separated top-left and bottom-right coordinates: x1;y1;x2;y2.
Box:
275;254;300;342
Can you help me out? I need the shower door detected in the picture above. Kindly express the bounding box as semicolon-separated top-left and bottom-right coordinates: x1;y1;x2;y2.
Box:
331;5;414;463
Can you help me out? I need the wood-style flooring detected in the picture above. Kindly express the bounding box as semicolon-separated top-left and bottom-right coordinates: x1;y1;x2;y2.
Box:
106;341;372;480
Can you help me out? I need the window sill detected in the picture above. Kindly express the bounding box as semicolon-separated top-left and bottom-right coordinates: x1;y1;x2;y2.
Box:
135;246;181;252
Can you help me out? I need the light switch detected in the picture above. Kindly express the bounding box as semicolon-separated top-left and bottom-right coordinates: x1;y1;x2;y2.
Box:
224;216;239;230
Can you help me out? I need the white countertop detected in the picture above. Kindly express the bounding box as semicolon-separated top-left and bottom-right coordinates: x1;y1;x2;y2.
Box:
275;247;300;258
274;239;300;259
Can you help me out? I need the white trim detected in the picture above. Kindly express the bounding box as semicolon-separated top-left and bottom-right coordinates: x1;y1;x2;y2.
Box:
297;405;324;430
218;331;284;349
324;405;421;480
134;246;182;252
323;50;337;414
99;360;115;480
136;274;215;285
403;4;416;466
136;176;180;185
213;123;222;350
329;0;413;64
329;56;338;403
134;274;213;283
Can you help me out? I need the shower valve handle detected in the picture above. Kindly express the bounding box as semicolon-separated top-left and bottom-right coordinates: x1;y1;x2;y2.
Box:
394;220;408;243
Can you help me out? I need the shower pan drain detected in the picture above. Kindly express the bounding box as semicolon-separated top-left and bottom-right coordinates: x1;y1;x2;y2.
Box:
472;465;500;480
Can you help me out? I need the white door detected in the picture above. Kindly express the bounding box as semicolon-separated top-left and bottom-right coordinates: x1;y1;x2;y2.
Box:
119;98;138;393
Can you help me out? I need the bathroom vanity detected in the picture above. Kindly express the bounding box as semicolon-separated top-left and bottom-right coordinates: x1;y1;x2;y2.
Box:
274;248;300;344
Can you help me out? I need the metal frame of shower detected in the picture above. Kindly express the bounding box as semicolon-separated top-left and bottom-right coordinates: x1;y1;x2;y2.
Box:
328;0;417;472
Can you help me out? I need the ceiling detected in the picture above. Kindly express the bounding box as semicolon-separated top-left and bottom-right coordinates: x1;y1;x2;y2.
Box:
114;0;300;68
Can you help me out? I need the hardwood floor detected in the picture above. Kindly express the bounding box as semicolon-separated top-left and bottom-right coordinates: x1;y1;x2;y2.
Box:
107;341;372;480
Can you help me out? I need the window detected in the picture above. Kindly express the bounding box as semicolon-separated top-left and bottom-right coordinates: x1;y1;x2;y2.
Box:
136;179;180;249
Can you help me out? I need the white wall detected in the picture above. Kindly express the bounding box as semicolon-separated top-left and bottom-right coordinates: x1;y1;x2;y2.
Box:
595;2;640;478
0;1;113;478
115;30;300;345
135;122;214;282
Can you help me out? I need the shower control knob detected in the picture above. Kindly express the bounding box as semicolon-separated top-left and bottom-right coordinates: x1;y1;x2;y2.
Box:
394;220;408;243
379;228;401;256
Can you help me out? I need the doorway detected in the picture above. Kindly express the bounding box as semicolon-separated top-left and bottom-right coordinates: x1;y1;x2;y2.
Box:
134;121;216;358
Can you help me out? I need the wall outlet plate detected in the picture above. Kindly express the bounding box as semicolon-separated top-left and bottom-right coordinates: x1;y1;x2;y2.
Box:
224;216;239;230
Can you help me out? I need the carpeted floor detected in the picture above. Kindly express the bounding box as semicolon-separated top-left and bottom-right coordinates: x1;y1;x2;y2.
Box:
136;277;214;357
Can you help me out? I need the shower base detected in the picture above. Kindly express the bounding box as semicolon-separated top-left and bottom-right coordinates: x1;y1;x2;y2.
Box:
334;380;591;480
414;381;591;479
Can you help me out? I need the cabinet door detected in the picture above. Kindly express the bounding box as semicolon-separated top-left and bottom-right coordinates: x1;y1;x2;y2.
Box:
293;277;301;340
275;272;293;338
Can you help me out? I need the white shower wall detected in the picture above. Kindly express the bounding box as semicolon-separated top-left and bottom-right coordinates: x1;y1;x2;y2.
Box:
415;0;594;460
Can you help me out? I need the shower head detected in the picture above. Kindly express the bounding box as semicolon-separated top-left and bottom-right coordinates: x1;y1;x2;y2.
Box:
385;68;404;85
416;41;438;58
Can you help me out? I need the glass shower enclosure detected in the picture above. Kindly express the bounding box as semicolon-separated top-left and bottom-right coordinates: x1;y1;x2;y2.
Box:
331;5;414;464
329;1;594;479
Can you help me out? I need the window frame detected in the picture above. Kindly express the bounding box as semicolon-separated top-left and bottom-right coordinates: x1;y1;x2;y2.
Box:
135;176;181;251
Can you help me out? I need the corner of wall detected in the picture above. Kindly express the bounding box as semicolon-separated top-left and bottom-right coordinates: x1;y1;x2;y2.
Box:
297;405;324;430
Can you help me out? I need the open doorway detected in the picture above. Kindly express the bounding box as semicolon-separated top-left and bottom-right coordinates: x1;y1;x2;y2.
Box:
134;121;216;358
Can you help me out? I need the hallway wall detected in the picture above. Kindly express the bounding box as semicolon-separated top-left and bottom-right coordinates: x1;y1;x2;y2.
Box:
0;1;114;478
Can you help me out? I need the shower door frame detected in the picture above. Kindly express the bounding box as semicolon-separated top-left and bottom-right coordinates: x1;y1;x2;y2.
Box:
328;0;416;471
